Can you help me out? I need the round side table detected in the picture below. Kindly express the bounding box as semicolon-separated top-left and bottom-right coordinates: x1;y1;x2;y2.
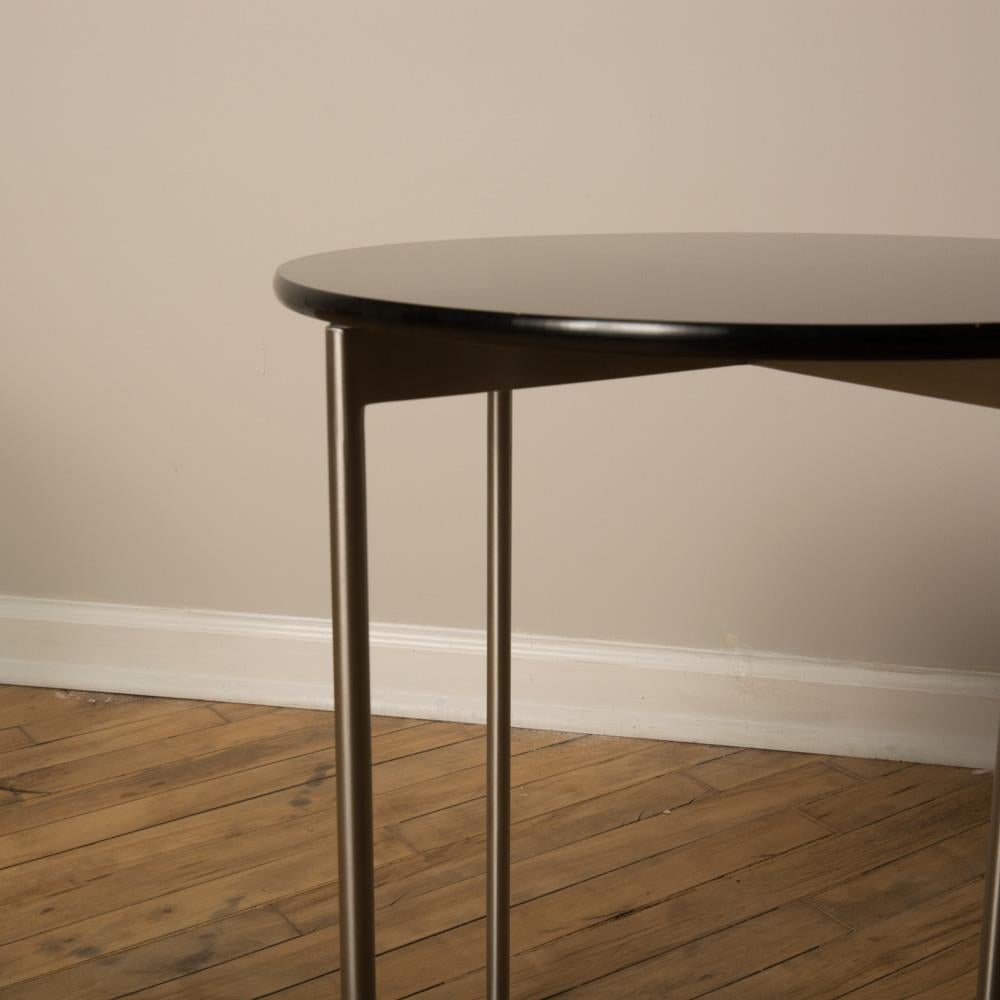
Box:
274;233;1000;1000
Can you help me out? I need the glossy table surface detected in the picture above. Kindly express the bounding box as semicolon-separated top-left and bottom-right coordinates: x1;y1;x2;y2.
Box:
275;233;1000;360
273;233;1000;1000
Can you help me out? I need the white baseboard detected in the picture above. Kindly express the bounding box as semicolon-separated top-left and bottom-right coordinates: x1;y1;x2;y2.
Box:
1;595;997;767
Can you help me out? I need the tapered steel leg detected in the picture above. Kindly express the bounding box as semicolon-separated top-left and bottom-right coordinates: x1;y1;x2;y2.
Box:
978;722;1000;998
326;328;376;1000
487;390;512;1000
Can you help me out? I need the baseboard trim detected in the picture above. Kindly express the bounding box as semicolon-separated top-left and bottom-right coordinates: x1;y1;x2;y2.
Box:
1;595;997;767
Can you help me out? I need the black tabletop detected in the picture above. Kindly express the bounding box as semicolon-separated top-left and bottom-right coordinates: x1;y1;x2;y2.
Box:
274;234;1000;361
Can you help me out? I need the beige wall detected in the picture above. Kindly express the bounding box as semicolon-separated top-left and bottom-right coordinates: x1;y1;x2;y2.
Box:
2;0;999;671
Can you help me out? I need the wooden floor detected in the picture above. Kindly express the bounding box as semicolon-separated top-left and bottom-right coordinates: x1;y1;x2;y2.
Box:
0;685;991;998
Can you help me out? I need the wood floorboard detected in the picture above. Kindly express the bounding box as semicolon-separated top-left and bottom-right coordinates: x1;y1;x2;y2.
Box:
22;696;203;744
557;901;847;999
686;745;822;791
835;935;980;999
703;879;981;999
0;687;115;731
0;727;33;754
211;702;281;723
0;685;988;998
3;708;325;799
799;763;983;833
810;824;986;930
0;730;577;948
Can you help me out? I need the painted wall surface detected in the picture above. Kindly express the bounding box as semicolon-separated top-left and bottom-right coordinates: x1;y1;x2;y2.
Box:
2;0;999;671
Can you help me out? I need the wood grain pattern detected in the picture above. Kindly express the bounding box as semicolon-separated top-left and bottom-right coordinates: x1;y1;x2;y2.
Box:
840;936;979;1000
0;685;989;999
799;763;983;833
0;727;34;753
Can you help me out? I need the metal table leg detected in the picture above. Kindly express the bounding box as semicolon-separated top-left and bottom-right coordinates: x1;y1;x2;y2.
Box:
487;390;513;1000
327;328;376;999
979;722;1000;999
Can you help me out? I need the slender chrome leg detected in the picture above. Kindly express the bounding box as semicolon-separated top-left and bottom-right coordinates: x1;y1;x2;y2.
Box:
487;390;513;1000
979;722;1000;999
326;328;376;1000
